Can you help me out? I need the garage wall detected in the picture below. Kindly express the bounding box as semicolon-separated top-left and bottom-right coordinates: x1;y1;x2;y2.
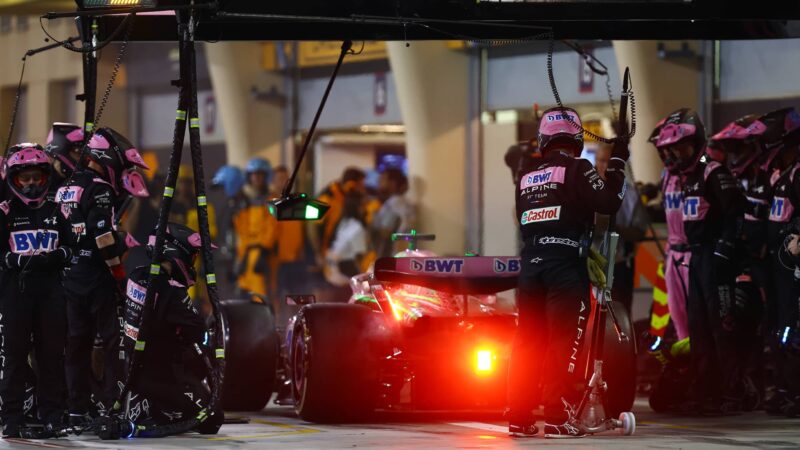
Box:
720;39;800;102
481;122;519;257
487;46;622;111
298;71;403;129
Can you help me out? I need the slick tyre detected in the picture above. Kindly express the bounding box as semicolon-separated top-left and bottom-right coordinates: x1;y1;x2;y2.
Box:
603;301;637;417
220;299;279;411
291;304;390;423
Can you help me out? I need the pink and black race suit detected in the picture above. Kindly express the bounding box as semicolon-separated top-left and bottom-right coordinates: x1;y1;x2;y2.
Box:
767;163;800;251
661;172;691;340
509;150;625;425
516;151;625;247
740;170;773;257
682;161;743;246
663;172;688;248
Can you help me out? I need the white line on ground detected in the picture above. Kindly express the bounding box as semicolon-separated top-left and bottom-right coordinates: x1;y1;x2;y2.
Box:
448;422;507;433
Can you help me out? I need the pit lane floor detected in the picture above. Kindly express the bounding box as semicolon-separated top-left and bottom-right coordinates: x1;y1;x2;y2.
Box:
1;398;799;449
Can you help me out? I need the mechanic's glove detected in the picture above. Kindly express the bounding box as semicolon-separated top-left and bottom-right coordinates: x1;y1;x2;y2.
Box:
788;234;800;258
587;246;608;289
3;252;50;271
610;136;630;161
43;247;72;268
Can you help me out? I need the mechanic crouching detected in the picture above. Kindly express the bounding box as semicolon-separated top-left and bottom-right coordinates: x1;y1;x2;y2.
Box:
0;144;73;437
507;107;628;438
95;222;223;439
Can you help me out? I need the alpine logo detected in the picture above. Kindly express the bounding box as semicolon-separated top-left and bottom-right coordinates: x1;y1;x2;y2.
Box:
520;205;561;225
410;258;465;273
10;230;59;254
493;258;521;273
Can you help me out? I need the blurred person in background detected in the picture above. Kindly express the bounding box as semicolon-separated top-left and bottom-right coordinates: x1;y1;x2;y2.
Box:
269;165;307;323
371;168;416;259
593;142;650;314
312;167;367;265
232;157;277;302
324;190;369;300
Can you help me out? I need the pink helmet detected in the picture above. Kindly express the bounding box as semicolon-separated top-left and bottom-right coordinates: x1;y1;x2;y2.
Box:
707;115;765;176
537;106;584;155
86;127;150;198
6;143;52;207
655;108;706;174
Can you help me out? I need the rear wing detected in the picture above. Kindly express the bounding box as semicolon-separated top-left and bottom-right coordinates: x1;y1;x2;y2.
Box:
373;256;520;295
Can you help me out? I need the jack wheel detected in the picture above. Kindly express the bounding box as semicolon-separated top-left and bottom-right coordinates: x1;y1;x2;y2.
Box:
618;412;635;436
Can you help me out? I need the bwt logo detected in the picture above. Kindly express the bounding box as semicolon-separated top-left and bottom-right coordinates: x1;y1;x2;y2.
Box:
525;171;551;186
57;188;79;202
410;259;464;273
547;113;576;122
11;230;59;254
127;281;147;305
682;197;700;218
493;258;520;273
664;192;683;210
771;197;786;219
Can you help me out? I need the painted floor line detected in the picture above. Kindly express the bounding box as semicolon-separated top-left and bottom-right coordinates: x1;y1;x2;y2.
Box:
250;419;320;431
448;422;508;433
1;438;65;449
206;429;321;441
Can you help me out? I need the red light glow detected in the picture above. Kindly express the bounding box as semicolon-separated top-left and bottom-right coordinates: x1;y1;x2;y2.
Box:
475;349;494;374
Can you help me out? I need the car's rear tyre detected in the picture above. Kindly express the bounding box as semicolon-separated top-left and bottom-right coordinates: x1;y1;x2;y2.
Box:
291;304;390;422
220;299;279;411
603;301;637;418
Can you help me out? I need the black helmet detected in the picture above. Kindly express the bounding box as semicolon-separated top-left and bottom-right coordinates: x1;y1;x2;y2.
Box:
754;108;800;170
655;108;706;173
85;127;150;198
45;122;84;177
148;223;216;287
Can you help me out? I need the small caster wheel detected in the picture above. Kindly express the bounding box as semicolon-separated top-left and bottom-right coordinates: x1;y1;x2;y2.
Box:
618;411;635;436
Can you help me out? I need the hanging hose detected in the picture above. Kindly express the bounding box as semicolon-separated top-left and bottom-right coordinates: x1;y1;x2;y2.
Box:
112;13;191;413
185;15;226;415
110;8;225;432
546;33;637;145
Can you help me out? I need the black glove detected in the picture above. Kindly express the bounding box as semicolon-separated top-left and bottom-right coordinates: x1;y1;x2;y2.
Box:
43;247;72;267
611;137;630;161
3;252;48;271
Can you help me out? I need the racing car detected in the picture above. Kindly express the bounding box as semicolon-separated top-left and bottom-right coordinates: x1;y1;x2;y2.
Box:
283;232;636;423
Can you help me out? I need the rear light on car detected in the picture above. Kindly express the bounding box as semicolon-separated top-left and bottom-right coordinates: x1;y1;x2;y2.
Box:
475;348;495;375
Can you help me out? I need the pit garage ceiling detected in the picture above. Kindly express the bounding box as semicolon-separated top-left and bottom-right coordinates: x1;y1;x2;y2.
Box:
39;0;800;42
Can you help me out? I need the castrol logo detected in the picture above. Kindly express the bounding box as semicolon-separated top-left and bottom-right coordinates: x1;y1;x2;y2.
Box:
520;205;561;225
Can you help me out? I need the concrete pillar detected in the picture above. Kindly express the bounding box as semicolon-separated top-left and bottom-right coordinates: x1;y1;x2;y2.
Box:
205;42;283;167
388;41;469;255
613;41;702;184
